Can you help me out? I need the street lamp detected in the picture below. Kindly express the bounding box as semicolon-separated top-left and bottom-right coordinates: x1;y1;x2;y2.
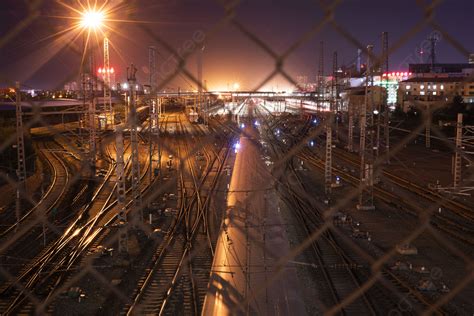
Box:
80;10;105;30
79;8;106;168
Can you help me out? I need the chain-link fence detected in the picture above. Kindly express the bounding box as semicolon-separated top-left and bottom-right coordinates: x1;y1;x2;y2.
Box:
0;0;473;315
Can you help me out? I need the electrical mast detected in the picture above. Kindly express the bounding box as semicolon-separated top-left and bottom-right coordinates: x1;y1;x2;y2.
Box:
333;51;339;141
128;64;142;225
325;52;337;199
148;46;159;184
357;45;375;211
116;127;128;253
15;82;26;186
15;81;26;230
454;113;463;188
197;45;204;118
348;100;354;152
347;48;354;152
317;41;324;112
382;31;390;163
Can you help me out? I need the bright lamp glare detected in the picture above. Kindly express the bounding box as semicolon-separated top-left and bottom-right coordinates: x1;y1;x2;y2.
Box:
81;11;104;29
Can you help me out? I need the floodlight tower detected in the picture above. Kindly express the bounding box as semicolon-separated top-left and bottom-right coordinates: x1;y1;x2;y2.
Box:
103;37;113;127
80;9;105;170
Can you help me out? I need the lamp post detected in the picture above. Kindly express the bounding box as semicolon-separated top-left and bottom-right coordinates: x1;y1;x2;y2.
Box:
80;9;105;170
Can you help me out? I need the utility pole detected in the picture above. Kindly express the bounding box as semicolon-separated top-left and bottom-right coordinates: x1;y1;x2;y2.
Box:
357;45;375;211
15;81;26;231
116;127;128;254
128;64;142;225
317;41;324;112
104;37;113;127
454;113;463;188
382;31;390;163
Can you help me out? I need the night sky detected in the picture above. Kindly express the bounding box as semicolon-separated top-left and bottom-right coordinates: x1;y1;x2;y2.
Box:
0;0;473;91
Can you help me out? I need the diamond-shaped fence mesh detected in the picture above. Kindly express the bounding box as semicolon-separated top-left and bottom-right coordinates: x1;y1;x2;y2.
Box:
0;0;473;315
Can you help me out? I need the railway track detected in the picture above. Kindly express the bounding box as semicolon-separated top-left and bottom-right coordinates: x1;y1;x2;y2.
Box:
256;110;382;314
259;109;474;245
299;150;474;246
0;104;171;314
125;114;229;315
332;147;474;223
0;127;160;314
0;141;70;246
257;110;447;315
0;142;117;314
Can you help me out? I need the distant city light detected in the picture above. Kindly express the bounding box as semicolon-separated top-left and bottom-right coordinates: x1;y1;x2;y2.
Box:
98;67;115;74
240;123;245;129
373;110;379;115
383;72;411;78
254;120;260;126
122;83;129;90
309;141;315;147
